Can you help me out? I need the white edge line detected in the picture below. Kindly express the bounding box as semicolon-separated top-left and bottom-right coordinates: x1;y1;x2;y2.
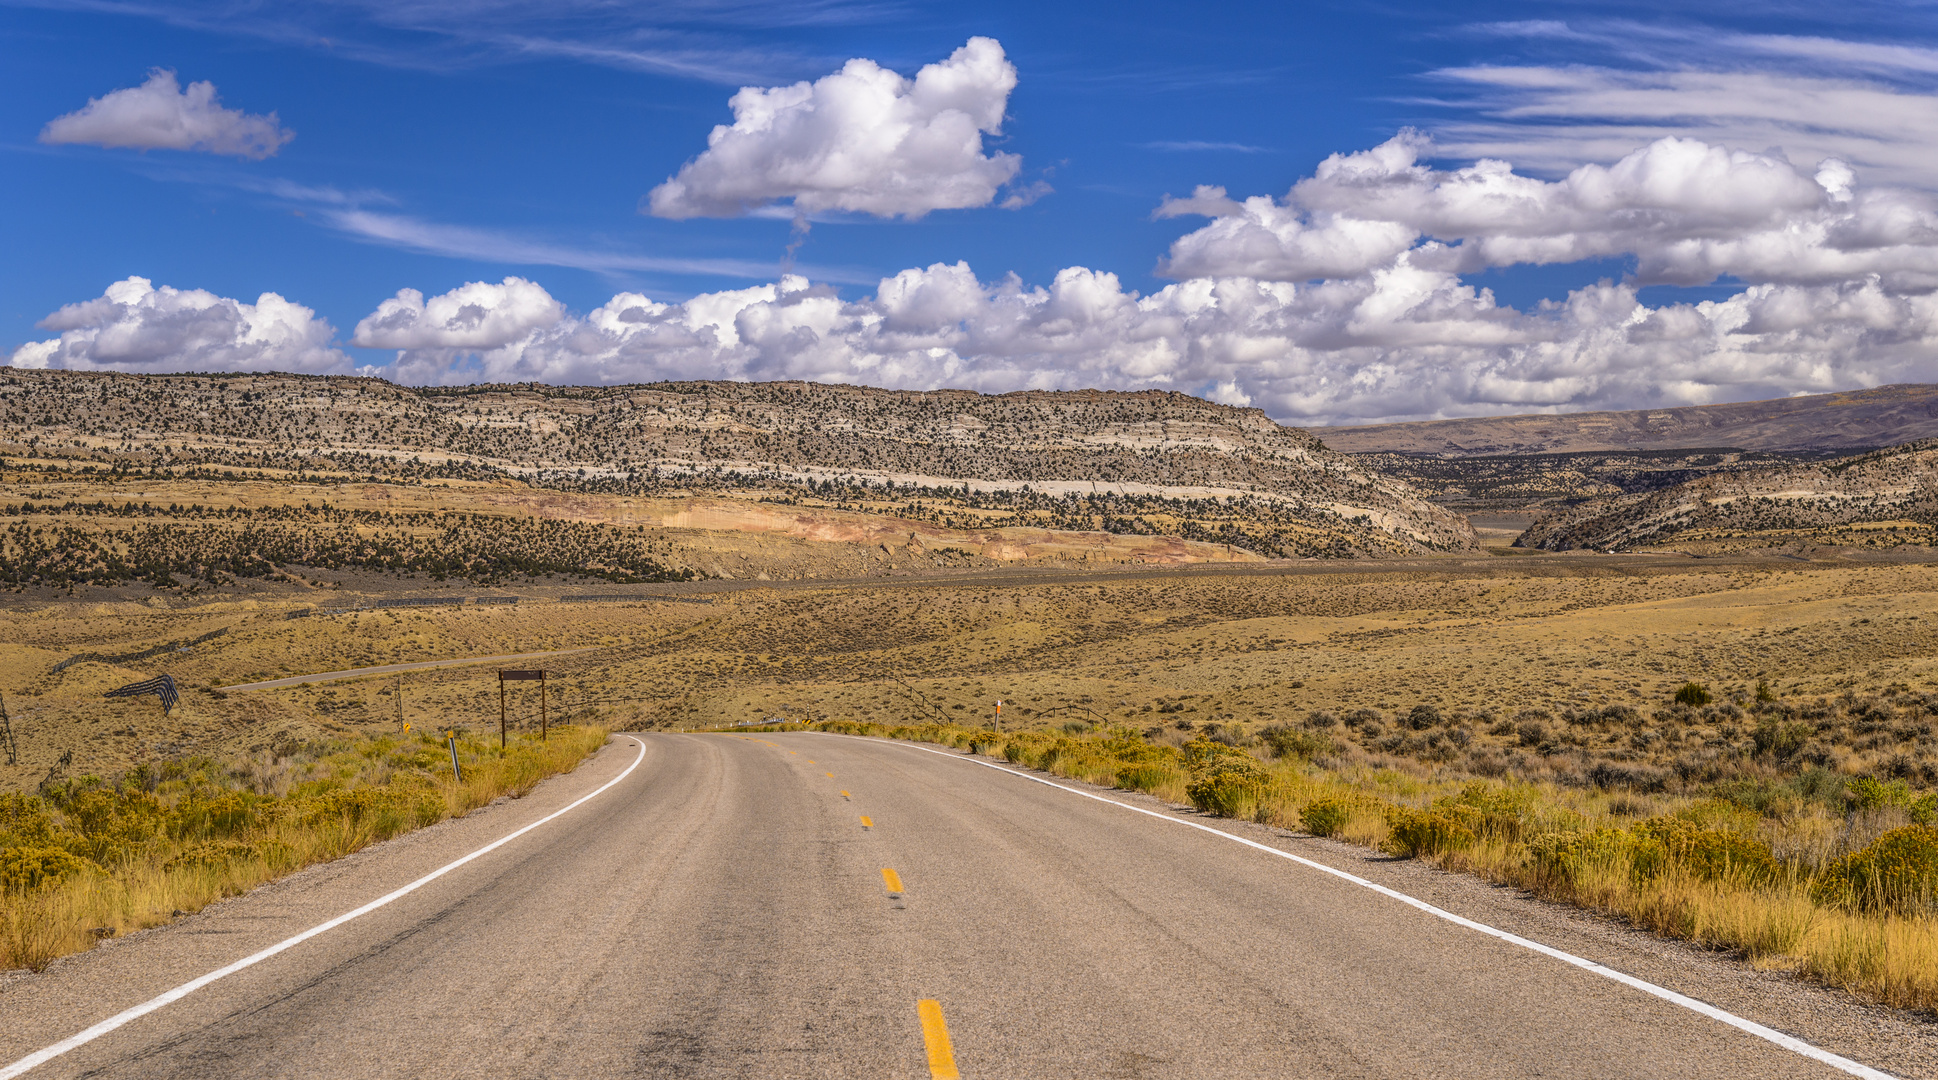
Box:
0;735;649;1080
814;732;1898;1080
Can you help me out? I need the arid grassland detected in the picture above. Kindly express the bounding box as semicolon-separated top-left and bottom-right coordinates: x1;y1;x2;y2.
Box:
7;544;1938;1005
0;725;606;971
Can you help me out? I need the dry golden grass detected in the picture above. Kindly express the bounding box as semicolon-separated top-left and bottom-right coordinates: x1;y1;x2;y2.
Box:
0;725;606;971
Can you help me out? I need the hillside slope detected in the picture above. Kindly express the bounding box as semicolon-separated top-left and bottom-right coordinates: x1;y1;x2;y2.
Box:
1322;384;1938;456
1518;440;1938;552
0;370;1476;570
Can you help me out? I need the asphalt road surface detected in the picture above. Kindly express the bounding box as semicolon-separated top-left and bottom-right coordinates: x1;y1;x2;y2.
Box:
0;733;1911;1079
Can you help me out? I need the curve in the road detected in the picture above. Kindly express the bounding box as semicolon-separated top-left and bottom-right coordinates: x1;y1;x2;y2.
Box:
836;734;1894;1080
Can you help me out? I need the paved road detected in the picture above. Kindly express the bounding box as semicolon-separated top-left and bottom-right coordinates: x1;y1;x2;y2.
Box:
223;648;597;691
0;734;1907;1079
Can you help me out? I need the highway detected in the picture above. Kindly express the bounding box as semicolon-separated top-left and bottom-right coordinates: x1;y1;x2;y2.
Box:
0;733;1915;1079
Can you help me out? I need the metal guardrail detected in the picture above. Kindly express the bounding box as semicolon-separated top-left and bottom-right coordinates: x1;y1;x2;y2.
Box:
51;627;229;674
556;594;711;604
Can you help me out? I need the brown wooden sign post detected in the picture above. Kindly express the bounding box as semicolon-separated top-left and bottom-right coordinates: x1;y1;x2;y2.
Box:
498;670;547;748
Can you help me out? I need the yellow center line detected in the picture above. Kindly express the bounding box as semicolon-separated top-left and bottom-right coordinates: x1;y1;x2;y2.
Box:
917;1000;960;1079
860;816;874;828
840;790;851;799
881;868;904;895
825;772;834;778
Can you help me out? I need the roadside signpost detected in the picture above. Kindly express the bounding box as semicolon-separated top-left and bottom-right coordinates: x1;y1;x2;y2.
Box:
445;728;463;782
498;670;548;748
0;691;15;766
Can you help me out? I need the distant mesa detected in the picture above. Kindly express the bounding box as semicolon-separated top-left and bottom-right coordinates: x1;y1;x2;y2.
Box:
1519;438;1938;553
0;368;1479;568
1320;384;1938;457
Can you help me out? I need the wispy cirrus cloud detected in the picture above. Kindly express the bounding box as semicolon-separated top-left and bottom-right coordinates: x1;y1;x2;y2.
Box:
1141;140;1268;153
4;0;884;82
1427;22;1938;190
321;207;880;284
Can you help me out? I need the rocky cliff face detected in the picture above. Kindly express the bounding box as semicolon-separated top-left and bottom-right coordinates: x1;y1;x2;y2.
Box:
1519;440;1938;551
0;369;1477;555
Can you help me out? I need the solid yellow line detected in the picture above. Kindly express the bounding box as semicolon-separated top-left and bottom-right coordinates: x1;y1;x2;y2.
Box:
861;816;874;828
882;868;904;894
917;999;960;1079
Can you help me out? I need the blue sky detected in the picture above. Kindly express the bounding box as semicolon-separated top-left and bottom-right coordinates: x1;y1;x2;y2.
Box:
8;1;1938;423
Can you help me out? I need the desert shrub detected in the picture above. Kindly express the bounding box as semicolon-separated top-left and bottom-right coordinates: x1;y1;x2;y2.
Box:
1630;817;1777;886
1587;760;1670;792
1342;708;1382;729
1516;720;1548;748
1436;781;1532;843
1302;710;1339;729
1300;798;1352;837
0;793;56;842
1752;717;1813;761
1384;806;1475;858
162;839;262;871
1845;776;1911;814
1405;704;1441;730
1675;682;1713;707
1814;825;1938;914
0;845;92;893
1595;704;1641;726
1487;718;1517;737
1259;725;1338;760
1114;764;1178;793
1528;827;1632;889
1186;766;1265;818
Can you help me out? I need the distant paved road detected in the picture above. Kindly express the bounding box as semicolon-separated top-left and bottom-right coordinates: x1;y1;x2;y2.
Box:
220;648;597;692
0;733;1907;1079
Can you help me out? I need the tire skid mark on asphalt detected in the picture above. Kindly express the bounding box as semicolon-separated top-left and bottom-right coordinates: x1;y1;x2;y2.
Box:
823;732;1901;1080
0;736;652;1080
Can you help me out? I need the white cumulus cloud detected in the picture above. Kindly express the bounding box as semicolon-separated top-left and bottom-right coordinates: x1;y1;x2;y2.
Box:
9;277;348;374
645;37;1027;220
361;126;1938;424
39;70;293;159
352;278;566;351
26;129;1938;426
1157;132;1938;289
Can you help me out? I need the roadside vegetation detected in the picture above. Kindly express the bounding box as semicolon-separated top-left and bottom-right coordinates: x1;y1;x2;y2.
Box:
0;725;607;971
799;704;1938;1015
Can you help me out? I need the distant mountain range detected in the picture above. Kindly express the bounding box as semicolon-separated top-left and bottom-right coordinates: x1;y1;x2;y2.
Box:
1322;384;1938;456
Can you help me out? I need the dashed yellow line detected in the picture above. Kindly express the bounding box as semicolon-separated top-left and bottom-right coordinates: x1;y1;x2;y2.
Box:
825;772;834;779
917;1000;959;1079
882;868;904;895
860;816;874;829
840;790;851;799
